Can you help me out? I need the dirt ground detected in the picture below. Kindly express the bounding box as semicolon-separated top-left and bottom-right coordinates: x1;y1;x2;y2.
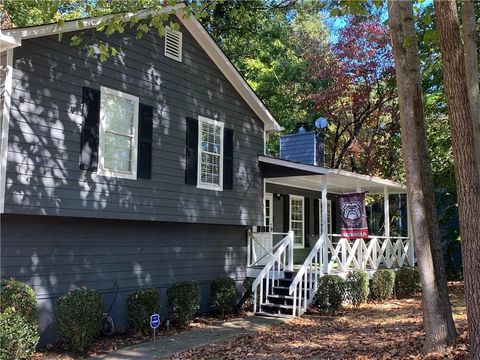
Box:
168;282;468;360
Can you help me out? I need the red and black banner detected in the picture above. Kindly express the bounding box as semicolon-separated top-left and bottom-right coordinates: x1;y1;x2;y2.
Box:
338;192;369;239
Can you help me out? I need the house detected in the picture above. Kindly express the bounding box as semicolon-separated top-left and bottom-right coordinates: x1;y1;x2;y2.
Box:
0;4;414;342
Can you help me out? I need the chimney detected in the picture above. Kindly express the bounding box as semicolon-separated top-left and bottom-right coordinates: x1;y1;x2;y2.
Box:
279;130;325;167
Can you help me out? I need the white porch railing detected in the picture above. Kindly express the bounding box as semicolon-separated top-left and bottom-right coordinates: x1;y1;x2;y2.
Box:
289;234;325;317
327;234;415;273
247;231;290;267
251;231;294;313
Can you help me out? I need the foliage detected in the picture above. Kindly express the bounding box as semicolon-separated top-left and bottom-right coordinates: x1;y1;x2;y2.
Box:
313;275;345;312
395;267;421;298
203;0;329;155
0;308;40;360
371;269;396;301
126;288;161;333
242;277;254;310
0;278;38;324
55;287;104;352
344;271;369;307
307;17;401;178
211;277;237;318
167;281;200;328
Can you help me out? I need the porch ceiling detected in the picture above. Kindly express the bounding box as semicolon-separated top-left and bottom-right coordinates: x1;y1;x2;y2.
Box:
259;155;406;194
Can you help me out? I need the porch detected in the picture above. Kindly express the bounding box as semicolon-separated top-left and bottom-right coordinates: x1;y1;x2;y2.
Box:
248;156;414;317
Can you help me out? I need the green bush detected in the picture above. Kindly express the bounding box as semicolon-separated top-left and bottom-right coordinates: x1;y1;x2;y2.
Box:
211;277;236;318
371;269;396;301
126;288;161;333
0;308;40;360
242;277;254;309
345;271;369;307
55;287;104;352
167;281;200;328
0;278;38;323
313;275;345;312
396;267;421;298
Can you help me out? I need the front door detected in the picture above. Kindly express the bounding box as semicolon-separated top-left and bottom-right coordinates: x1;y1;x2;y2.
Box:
290;195;304;248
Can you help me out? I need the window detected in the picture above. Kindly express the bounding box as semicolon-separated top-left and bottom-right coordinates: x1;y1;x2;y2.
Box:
98;86;139;179
319;199;333;238
164;27;182;62
197;116;224;190
264;193;273;231
290;195;304;248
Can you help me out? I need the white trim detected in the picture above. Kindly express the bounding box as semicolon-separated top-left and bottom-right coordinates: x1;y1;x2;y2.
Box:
0;34;21;51
258;155;407;192
2;5;281;132
0;49;13;213
289;194;305;248
197;116;224;191
264;193;274;230
98;86;139;180
164;27;182;62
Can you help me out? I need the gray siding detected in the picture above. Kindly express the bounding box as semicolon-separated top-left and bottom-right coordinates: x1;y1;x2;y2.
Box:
5;20;264;225
1;214;248;343
280;132;315;165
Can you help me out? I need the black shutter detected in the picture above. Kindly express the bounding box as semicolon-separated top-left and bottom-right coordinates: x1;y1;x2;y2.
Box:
313;199;320;235
305;197;310;237
223;128;234;190
185;117;198;185
137;104;153;179
283;194;290;232
79;87;100;170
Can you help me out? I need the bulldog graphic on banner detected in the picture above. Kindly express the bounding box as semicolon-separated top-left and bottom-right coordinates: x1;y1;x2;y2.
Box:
338;192;369;239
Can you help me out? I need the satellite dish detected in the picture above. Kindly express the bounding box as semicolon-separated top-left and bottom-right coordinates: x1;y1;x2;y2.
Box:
315;117;328;129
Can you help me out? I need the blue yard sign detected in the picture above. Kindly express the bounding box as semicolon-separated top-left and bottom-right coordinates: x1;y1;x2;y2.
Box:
150;313;160;329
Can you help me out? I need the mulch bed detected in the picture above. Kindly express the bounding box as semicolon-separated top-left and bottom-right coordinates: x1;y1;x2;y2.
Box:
167;282;468;360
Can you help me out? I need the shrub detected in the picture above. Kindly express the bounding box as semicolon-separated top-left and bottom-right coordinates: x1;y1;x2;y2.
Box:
371;269;396;301
55;287;104;352
167;281;200;328
344;271;369;307
313;275;345;312
0;278;38;323
0;308;40;360
126;288;161;333
242;277;254;309
396;267;421;298
211;277;236;318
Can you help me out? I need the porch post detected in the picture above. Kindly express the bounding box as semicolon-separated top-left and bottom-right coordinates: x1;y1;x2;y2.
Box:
356;182;364;270
384;186;390;238
321;176;329;273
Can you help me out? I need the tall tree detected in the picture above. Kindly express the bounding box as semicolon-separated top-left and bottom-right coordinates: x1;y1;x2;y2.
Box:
387;0;457;352
307;18;401;178
462;0;480;177
433;0;480;356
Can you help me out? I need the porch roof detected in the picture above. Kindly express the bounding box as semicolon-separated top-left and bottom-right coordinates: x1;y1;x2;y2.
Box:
259;155;407;195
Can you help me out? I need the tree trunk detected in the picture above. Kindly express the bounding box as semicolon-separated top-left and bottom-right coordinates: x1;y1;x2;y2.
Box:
462;0;480;177
387;1;458;353
434;1;480;357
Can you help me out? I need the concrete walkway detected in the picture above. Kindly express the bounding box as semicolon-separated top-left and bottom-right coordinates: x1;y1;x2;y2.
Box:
91;315;288;360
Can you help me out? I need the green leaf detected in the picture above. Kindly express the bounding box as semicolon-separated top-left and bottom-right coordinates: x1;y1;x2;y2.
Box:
423;29;438;44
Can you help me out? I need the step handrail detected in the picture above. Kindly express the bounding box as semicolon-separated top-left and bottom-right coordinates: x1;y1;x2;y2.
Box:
252;231;294;313
289;234;326;317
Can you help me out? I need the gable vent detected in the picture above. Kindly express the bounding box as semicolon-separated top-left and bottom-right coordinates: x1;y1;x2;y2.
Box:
164;28;182;62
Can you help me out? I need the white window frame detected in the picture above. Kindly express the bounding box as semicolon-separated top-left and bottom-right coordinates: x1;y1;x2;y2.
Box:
197;116;224;191
264;193;274;231
98;86;139;180
289;195;305;248
164;27;183;62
